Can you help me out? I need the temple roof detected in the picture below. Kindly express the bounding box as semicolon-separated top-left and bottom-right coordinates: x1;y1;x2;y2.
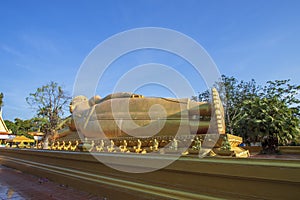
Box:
0;110;9;134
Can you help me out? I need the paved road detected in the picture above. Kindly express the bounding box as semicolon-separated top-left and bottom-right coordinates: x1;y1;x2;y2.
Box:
0;165;101;200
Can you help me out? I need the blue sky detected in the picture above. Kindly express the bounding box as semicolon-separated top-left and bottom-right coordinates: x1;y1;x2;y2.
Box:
0;0;299;121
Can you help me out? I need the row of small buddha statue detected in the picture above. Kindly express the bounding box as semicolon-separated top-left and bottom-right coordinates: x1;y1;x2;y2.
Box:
48;137;202;154
50;140;79;151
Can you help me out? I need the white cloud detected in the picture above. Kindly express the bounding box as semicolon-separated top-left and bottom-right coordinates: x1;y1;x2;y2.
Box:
1;45;25;58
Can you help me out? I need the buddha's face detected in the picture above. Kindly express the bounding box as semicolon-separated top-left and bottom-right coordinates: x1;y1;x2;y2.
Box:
69;96;88;113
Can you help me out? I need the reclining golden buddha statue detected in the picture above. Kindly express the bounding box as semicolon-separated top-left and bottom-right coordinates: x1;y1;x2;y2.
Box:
70;88;225;139
56;88;249;157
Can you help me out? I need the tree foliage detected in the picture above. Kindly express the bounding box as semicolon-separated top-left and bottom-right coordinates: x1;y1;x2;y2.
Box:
0;92;3;108
237;80;300;146
198;75;260;134
26;81;70;139
4;118;36;138
4;120;17;133
5;117;50;139
220;75;260;135
198;75;300;148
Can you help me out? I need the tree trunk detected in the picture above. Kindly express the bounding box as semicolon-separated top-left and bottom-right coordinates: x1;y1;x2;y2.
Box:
42;134;50;149
42;130;55;149
261;135;279;154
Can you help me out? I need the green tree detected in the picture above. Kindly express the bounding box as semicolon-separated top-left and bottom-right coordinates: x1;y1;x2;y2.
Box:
198;75;260;134
191;95;198;102
26;81;71;148
220;76;260;134
198;90;210;102
236;80;300;151
0;92;3;108
198;76;300;151
14;118;31;135
5;118;46;138
30;117;48;132
263;80;300;115
4;119;17;133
